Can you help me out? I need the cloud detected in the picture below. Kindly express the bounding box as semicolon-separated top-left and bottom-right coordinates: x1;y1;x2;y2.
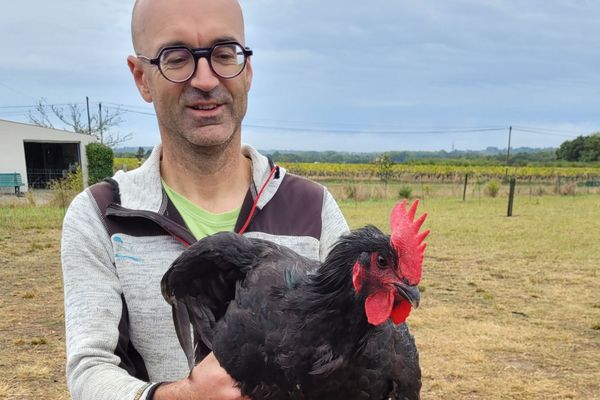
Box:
1;0;599;150
0;1;132;72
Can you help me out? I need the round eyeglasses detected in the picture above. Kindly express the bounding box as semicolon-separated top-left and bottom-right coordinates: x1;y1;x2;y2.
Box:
137;41;253;83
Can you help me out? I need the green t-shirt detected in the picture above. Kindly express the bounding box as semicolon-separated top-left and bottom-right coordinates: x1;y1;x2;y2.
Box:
162;180;240;240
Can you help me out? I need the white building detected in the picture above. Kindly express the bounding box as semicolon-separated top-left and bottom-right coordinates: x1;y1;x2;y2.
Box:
0;119;98;192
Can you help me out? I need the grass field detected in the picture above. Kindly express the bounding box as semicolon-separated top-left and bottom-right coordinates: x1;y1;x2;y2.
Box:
0;191;599;399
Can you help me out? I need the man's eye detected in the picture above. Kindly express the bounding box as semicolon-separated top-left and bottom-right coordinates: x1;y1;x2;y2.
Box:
215;52;235;59
212;46;239;64
161;49;191;67
165;57;188;65
213;54;236;64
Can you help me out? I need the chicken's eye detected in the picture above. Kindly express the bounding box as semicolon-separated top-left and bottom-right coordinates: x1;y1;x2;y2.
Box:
376;255;387;269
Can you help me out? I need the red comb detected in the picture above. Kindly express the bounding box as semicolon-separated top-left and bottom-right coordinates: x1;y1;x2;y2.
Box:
390;199;429;286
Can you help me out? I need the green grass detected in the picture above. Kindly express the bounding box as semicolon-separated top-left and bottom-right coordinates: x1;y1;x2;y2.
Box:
0;206;65;230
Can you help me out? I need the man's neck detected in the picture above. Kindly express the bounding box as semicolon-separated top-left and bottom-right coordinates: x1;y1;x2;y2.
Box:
160;138;251;214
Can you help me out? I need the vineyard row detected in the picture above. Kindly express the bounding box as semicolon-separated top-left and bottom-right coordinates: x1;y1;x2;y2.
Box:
281;162;600;181
115;158;600;181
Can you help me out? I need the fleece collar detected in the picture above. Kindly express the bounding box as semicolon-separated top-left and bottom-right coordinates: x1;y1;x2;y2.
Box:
112;143;286;213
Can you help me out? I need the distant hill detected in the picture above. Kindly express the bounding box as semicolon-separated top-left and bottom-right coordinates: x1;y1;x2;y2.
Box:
478;146;556;155
114;146;154;154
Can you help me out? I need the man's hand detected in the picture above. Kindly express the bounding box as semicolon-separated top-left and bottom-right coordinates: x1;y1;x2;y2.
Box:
153;352;249;400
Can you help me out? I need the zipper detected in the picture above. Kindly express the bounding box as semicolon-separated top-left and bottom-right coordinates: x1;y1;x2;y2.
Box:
106;204;196;247
105;163;280;246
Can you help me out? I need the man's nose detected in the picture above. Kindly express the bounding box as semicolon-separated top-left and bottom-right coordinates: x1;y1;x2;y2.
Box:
189;57;220;91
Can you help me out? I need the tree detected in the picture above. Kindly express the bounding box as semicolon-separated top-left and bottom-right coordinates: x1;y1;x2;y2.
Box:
556;133;600;162
580;133;600;162
136;147;146;161
375;153;395;184
28;98;132;148
556;136;585;161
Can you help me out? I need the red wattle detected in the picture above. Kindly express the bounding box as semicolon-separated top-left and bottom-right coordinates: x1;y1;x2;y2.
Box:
391;301;412;324
364;289;394;325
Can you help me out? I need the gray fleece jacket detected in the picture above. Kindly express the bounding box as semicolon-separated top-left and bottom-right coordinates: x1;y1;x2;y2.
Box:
61;144;349;400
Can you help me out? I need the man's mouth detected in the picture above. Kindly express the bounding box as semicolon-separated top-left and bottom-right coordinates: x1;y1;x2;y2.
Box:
189;104;220;111
185;103;226;120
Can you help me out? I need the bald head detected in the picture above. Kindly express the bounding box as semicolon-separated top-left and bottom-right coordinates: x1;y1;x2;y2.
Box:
131;0;245;55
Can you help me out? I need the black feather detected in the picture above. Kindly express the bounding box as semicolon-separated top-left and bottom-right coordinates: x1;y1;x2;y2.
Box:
161;228;421;399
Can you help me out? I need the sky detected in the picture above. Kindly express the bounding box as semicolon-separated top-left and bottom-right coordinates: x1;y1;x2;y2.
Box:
1;0;599;152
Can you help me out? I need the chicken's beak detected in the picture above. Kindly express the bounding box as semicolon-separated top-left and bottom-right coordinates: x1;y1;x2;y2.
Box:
393;282;420;308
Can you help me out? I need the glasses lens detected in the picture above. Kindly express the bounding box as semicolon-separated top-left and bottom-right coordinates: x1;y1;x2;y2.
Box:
211;43;246;78
159;48;194;82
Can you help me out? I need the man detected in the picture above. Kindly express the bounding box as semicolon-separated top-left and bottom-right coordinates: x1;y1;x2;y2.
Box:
61;0;348;399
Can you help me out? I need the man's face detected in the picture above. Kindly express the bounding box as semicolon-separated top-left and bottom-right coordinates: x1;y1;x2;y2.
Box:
129;0;252;149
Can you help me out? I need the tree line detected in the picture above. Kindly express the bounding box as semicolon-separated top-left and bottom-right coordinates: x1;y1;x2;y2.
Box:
555;133;600;162
263;148;561;166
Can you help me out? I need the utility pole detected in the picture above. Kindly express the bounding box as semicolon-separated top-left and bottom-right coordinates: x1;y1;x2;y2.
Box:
99;102;103;144
504;126;512;178
506;126;512;166
86;96;92;135
507;178;516;217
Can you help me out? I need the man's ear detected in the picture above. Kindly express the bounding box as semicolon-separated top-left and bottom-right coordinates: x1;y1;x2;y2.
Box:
127;55;153;103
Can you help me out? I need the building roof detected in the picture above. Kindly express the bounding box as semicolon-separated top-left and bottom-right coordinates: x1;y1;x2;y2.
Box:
0;119;99;143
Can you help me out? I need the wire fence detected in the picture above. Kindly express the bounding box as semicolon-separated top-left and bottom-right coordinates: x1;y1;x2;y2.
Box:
26;168;69;189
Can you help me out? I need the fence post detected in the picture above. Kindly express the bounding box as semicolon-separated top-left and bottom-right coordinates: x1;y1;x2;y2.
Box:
462;173;468;201
507;178;516;217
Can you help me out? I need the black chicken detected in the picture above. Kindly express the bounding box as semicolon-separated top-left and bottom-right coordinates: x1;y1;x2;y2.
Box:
161;199;429;400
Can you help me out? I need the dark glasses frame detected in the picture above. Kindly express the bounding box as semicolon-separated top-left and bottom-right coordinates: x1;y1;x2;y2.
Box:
138;41;253;82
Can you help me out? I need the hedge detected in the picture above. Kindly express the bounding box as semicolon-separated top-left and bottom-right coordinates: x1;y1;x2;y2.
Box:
86;143;114;185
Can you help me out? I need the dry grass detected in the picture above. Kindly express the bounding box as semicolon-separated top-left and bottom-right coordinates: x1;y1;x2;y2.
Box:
15;362;52;381
0;205;68;400
0;190;598;399
0;383;10;399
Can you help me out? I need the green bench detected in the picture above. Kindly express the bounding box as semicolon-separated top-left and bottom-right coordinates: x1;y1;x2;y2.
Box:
0;173;25;195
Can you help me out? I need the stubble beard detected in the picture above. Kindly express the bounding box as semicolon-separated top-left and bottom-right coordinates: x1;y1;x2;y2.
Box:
159;85;247;156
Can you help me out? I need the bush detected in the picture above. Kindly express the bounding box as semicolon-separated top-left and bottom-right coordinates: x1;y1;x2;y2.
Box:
49;165;84;208
87;143;114;185
484;179;501;197
398;185;413;199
